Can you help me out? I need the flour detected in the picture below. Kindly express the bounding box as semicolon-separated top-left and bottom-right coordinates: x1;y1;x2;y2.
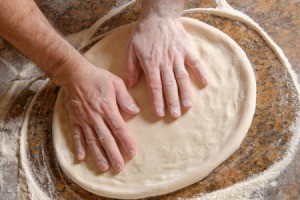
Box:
185;1;300;198
0;60;44;199
196;117;300;199
0;0;299;199
20;79;51;200
215;0;233;9
66;0;136;50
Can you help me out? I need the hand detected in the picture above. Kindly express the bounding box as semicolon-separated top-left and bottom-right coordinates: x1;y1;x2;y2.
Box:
125;17;209;118
61;62;140;172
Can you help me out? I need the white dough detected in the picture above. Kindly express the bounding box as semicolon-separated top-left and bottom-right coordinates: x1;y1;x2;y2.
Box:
53;17;256;199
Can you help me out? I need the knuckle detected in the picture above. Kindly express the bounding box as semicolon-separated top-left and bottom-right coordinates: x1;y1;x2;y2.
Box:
115;77;124;85
115;78;127;91
85;112;98;125
189;59;201;68
147;75;162;90
159;63;172;72
170;42;180;50
86;137;97;145
96;157;105;163
146;70;157;78
106;113;127;137
176;72;189;80
120;95;132;105
113;124;125;136
98;133;109;142
125;70;134;78
145;67;158;79
131;37;139;46
149;81;162;90
73;133;81;140
163;78;176;87
112;77;123;87
74;136;82;149
99;98;111;111
144;57;155;67
96;128;110;142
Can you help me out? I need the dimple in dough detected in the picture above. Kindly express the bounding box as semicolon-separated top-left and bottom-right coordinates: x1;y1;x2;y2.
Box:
53;17;256;199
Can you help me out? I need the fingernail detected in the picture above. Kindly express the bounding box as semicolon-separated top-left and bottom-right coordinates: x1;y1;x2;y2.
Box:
156;108;165;117
128;148;136;158
98;161;108;170
126;79;133;87
202;76;209;85
183;100;192;108
171;107;181;117
114;162;122;171
77;150;84;160
129;103;140;112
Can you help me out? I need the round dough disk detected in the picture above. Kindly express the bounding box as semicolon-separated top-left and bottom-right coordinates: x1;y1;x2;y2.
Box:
53;17;256;199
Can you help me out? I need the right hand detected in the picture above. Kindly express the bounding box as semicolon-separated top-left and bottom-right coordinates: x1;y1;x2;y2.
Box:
125;16;209;118
60;61;140;172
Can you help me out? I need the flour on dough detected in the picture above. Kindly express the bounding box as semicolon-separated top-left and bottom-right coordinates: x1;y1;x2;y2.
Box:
52;17;256;199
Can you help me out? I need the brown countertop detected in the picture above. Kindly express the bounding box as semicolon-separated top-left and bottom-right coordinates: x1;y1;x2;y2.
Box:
186;5;300;198
226;1;300;199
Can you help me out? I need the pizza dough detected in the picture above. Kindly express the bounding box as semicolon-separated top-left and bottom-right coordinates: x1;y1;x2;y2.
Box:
53;17;256;199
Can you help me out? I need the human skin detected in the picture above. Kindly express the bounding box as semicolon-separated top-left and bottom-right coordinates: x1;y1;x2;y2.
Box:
0;0;208;172
126;0;209;118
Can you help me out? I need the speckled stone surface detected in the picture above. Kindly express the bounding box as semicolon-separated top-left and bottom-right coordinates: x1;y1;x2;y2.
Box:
33;0;217;35
227;0;300;75
0;0;299;199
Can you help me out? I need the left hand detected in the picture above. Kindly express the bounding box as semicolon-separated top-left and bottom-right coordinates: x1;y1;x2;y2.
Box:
125;17;209;118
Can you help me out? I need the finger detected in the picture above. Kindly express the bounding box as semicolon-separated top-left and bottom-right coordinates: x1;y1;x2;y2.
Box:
144;65;165;117
102;104;136;160
125;44;140;87
173;55;193;110
114;80;140;114
185;49;209;86
93;118;124;172
72;124;87;161
83;124;109;172
160;64;181;118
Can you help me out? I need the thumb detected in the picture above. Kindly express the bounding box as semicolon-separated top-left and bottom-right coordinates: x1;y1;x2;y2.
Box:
185;48;209;87
114;80;140;115
125;44;140;87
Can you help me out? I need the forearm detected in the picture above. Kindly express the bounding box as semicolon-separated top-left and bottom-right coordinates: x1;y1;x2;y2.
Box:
140;0;184;19
0;0;86;86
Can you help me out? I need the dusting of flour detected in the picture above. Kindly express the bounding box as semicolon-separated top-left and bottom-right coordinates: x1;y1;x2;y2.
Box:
0;0;299;199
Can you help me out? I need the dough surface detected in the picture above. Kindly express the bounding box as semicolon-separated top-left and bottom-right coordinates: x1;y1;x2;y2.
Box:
53;17;256;199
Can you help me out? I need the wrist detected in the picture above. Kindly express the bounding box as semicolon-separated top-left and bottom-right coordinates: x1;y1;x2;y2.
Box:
140;0;183;20
51;54;91;88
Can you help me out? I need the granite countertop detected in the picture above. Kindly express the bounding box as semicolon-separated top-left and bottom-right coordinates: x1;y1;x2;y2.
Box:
227;1;300;198
0;0;299;199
